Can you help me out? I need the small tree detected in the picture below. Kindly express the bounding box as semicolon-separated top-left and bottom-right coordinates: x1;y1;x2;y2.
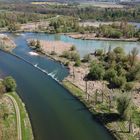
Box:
74;58;81;67
89;61;105;80
117;93;133;132
3;76;17;92
117;93;131;119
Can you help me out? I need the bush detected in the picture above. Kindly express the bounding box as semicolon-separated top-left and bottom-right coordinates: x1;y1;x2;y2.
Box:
113;47;124;55
112;76;126;88
95;49;103;56
74;58;81;67
104;68;117;82
89;61;105;80
3;76;17;92
117;93;131;119
126;64;140;81
124;82;134;91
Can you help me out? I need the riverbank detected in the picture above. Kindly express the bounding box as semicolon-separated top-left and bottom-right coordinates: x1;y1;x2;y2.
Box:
27;38;140;140
66;33;139;42
0;92;34;140
62;80;140;140
9;92;34;140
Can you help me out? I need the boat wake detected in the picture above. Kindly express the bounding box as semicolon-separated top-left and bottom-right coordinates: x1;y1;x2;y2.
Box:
34;63;59;82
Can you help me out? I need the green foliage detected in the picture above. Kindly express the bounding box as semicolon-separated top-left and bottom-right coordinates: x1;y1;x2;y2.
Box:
126;63;140;82
89;61;105;80
3;76;17;92
61;51;80;62
104;68;117;82
124;82;134;91
49;16;79;33
112;76;126;89
117;93;131;119
95;49;103;56
113;47;124;55
89;46;140;90
74;58;81;67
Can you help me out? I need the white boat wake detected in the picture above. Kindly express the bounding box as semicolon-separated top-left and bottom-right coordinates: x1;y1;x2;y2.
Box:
34;63;59;82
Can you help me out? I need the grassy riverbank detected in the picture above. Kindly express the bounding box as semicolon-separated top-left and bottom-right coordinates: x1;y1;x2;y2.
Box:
62;80;140;140
0;92;33;140
9;92;34;140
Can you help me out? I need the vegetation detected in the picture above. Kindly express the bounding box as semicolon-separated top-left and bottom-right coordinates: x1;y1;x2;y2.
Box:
48;16;79;33
1;3;140;22
9;92;34;140
63;80;140;140
88;47;140;90
0;76;33;140
0;11;54;31
3;76;17;92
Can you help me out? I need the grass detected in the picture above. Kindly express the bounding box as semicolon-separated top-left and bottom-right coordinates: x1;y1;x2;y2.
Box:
0;96;17;140
9;92;33;140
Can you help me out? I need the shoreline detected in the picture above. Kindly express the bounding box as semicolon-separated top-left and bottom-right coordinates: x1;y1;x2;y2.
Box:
65;33;139;42
1;30;139;42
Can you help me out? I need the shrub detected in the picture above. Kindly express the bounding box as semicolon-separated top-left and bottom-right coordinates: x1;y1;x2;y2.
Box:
124;82;134;91
89;61;105;80
95;49;103;56
104;68;117;82
74;58;81;67
3;76;17;92
112;76;126;88
117;93;131;119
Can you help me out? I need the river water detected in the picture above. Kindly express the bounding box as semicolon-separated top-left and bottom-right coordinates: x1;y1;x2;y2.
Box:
1;32;139;140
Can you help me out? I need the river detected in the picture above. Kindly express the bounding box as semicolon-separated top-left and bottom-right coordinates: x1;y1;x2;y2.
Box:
10;32;140;59
1;32;139;140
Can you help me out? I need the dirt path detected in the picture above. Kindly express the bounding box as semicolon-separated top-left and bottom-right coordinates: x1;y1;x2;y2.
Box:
5;94;22;140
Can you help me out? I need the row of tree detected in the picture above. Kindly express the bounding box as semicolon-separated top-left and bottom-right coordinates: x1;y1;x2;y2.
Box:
2;3;140;22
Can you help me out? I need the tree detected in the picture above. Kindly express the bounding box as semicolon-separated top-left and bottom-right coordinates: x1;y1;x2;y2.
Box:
117;93;131;119
128;47;139;67
89;61;105;80
3;76;17;92
117;93;133;132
